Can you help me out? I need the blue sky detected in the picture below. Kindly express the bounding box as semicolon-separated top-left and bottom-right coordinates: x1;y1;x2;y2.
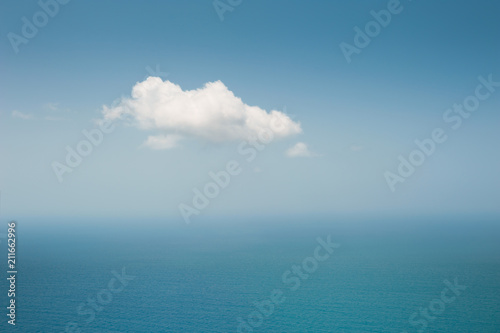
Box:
0;0;499;222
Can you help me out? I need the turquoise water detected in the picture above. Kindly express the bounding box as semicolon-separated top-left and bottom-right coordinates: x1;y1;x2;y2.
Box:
3;217;500;332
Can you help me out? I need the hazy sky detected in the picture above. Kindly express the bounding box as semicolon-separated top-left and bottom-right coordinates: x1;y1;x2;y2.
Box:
0;0;499;222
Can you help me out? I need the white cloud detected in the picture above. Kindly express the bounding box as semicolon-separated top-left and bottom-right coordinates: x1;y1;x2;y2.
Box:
142;134;182;150
286;142;316;158
102;77;302;149
11;110;34;120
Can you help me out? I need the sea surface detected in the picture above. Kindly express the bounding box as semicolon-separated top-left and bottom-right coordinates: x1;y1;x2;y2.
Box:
2;216;499;332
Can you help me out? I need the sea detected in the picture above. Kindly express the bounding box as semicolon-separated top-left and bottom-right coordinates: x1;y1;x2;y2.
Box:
2;216;499;332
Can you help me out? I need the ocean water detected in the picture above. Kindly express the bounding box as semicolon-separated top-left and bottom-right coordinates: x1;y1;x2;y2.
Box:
2;217;500;332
